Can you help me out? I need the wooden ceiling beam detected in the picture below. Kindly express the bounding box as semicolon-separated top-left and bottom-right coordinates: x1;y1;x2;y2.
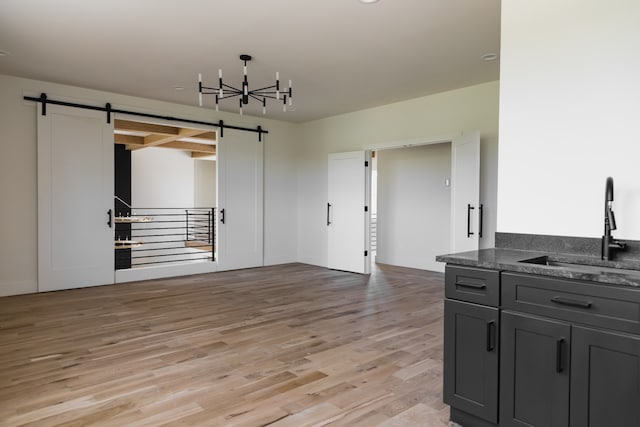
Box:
159;141;216;154
114;134;145;146
190;131;216;141
191;152;216;159
137;128;210;149
114;119;180;136
114;119;217;155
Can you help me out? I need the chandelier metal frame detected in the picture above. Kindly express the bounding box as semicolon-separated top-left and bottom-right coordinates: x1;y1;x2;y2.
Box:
198;54;293;115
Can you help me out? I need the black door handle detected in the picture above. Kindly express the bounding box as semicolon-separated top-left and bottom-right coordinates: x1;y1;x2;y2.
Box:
486;320;496;352
327;203;332;226
479;204;484;238
107;209;112;228
556;338;565;372
220;208;225;224
467;204;475;237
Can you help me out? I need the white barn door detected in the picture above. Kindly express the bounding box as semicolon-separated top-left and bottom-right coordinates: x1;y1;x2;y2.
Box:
37;104;114;291
451;131;481;253
216;129;264;271
327;151;371;274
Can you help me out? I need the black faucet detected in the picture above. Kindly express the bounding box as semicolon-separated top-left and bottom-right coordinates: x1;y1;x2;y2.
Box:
602;177;626;260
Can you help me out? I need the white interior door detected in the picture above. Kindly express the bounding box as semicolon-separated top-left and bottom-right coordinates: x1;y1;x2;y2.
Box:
37;104;114;291
327;151;371;274
217;128;264;271
451;131;481;253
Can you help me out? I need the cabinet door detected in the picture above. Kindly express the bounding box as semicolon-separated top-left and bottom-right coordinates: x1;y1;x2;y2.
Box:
571;326;640;427
500;311;570;427
444;299;499;423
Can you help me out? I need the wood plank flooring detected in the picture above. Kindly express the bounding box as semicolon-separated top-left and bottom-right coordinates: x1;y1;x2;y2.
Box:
0;263;449;426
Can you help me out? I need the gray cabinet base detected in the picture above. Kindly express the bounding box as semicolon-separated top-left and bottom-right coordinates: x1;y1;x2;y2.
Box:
451;408;498;427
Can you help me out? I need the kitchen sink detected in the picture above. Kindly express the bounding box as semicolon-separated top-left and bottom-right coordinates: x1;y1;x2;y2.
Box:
519;255;640;276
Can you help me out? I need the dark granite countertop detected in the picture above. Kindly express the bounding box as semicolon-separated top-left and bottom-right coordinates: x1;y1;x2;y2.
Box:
436;248;640;288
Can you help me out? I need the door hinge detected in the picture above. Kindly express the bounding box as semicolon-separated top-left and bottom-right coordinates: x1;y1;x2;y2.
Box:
365;161;369;167
365;206;368;212
365;250;368;257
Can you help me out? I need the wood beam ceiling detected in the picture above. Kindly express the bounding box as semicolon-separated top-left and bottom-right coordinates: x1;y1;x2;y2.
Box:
113;119;216;157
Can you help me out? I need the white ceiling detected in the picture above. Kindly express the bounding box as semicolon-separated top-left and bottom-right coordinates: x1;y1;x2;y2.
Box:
0;0;501;123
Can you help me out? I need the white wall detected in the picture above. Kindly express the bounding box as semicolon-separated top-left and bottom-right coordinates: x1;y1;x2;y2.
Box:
132;148;195;208
130;148;196;266
498;0;640;239
0;74;299;296
194;160;216;208
376;143;451;272
264;128;300;265
297;81;499;269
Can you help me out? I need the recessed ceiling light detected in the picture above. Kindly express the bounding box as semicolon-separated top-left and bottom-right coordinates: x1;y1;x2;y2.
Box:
481;53;498;61
359;0;380;4
0;50;10;57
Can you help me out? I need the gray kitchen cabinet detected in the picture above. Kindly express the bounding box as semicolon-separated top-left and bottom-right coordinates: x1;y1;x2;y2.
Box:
444;265;640;426
499;311;570;427
444;299;499;423
444;265;500;426
570;326;640;427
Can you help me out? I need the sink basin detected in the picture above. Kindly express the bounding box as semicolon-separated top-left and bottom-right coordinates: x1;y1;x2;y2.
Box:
519;256;640;277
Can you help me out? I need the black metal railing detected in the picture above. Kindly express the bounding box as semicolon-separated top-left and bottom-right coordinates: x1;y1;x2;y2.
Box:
115;207;216;270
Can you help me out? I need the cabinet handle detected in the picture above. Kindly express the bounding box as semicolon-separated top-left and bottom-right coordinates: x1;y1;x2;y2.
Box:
551;296;592;309
107;209;112;228
556;338;565;373
486;320;496;352
467;204;475;237
220;208;225;224
455;281;486;290
479;204;484;238
327;203;332;226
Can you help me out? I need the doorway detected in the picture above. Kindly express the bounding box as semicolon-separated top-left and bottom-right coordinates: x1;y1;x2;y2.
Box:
372;143;452;272
113;116;219;282
363;131;481;274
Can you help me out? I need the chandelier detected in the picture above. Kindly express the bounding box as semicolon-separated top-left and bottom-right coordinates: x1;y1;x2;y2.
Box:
198;54;293;115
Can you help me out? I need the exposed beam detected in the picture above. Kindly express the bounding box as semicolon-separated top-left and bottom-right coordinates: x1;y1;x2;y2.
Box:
159;141;216;154
191;131;216;141
114;134;144;146
114;120;217;155
191;152;216;159
114;119;179;136
136;128;210;149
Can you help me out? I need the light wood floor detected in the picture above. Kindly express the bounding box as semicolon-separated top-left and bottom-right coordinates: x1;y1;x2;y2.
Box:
0;263;449;426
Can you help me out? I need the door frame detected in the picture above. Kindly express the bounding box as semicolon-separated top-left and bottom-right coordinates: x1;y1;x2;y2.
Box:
113;113;220;283
363;132;479;269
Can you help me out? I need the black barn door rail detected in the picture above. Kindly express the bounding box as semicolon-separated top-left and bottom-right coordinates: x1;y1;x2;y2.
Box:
24;93;269;141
